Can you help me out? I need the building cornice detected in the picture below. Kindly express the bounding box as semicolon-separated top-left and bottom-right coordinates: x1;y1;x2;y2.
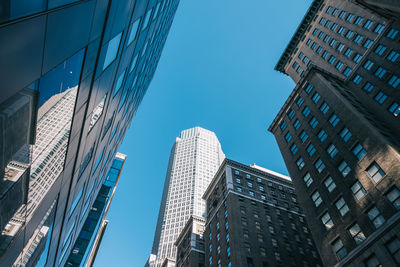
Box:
275;0;324;73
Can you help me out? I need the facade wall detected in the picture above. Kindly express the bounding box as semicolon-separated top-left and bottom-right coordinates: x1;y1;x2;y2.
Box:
203;160;322;267
269;69;400;266
0;0;180;266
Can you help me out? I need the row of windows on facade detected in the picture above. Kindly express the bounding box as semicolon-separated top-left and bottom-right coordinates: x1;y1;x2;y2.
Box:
232;169;293;192
279;83;390;186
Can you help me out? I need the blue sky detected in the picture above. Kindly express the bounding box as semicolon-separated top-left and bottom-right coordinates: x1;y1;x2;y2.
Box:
94;0;311;266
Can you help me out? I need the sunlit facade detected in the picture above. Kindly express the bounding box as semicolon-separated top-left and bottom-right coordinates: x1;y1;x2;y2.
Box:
148;127;225;267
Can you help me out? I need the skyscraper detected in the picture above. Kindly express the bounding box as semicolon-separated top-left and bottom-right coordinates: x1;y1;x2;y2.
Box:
148;127;225;267
269;0;400;266
0;0;180;266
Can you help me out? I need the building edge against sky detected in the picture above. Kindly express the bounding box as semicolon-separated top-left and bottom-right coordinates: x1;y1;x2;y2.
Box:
147;127;225;267
269;0;400;266
0;0;180;266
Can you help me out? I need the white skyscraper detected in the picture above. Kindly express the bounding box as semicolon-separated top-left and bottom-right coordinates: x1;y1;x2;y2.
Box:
148;127;224;267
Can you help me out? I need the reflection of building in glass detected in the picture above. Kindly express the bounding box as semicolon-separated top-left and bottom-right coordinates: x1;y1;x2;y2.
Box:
65;153;126;267
148;127;225;267
0;0;180;266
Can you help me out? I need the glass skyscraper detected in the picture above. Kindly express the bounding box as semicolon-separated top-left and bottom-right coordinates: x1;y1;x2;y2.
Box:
148;127;225;267
0;0;180;266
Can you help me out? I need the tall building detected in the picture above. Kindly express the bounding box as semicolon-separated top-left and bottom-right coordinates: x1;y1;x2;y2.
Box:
65;153;126;267
269;1;400;266
148;127;225;267
0;0;180;266
175;215;205;267
203;159;322;267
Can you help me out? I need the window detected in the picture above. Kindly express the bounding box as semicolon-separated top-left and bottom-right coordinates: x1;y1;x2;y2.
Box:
363;82;374;93
315;158;325;173
364;38;374;49
88;94;106;132
303;173;313;187
386;238;400;263
296;157;305;170
292;61;298;69
332;8;339;16
127;19;140;45
296;97;304;107
346;13;354;22
302;106;311;117
69;186;84;217
353;74;363;85
326;6;333;14
78;147;94;178
374;23;385;34
339;127;352;142
298;52;304;59
345;30;354;39
328;55;336;64
375;67;387;79
366;162;386;183
318;129;328;142
335;197;349;216
331;23;338;31
311;191;322;207
285;132;292;143
307;143;316;156
363;60;374;70
367;206;385;228
312;92;321;103
386;102;400;119
324;177;336;192
311;42;317;50
353;53;363;64
338;161;351;177
353;34;363;44
288;109;295;120
304;83;313;94
142;9;152;30
293;119;301;130
330;38;337;47
338;26;346;35
103;32;122;70
309;117;319;128
351;181;367;200
318;31;324;39
344;48;353;57
323;34;330;43
387;50;400;62
336;43;345;52
364;19;374;30
302;56;309;64
352;143;367;160
339;11;346;19
316;46;323;54
326;143;338;158
329;113;340;127
306;39;312;46
299;130;309;143
354;16;363;25
387;28;399;39
349;224;366;245
290;144;298;155
325;20;332;28
375;44;387;56
332;238;347;260
343;66;352;77
375;91;387;104
322;50;329;59
388;75;400;88
280;121;287;131
320;102;330;114
312;28;319;36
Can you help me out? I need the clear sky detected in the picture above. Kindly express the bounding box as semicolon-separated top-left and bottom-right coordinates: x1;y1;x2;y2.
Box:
94;0;312;266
